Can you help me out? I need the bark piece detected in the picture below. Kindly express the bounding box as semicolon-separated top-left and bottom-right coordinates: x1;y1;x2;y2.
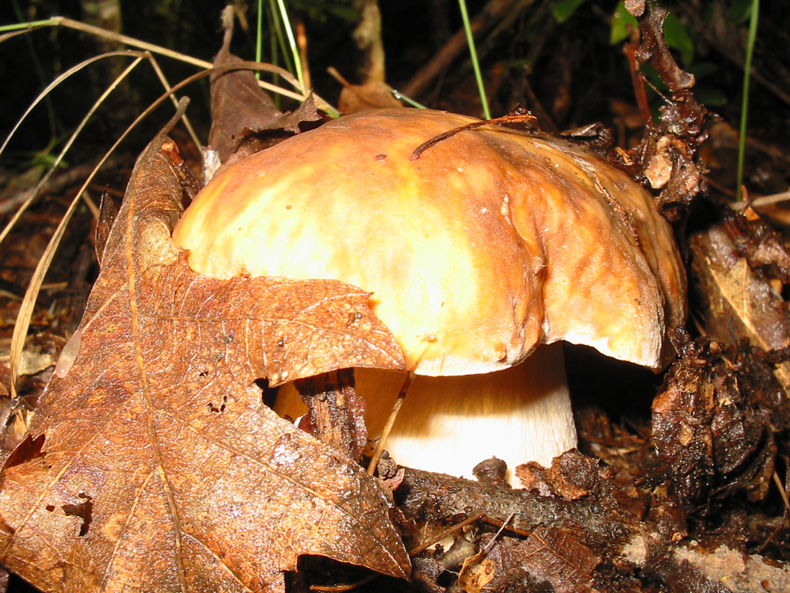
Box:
652;338;790;505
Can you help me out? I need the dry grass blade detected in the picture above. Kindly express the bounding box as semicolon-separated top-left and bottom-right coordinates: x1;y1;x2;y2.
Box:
144;52;203;151
5;16;333;111
6;54;155;398
0;50;140;159
0;52;145;247
5;54;335;399
0;48;201;159
731;190;790;211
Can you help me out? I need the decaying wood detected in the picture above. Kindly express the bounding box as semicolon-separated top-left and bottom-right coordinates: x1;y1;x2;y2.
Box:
397;456;652;552
293;369;367;462
690;209;790;390
652;336;790;505
618;2;708;216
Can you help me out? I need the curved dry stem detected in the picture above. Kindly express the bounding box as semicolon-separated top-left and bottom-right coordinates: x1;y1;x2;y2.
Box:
1;16;335;112
143;53;203;151
8;59;322;396
8;99;197;399
0;51;146;249
0;50;141;158
6;54;155;397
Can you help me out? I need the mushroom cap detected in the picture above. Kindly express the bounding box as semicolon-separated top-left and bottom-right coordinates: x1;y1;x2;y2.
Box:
173;109;686;376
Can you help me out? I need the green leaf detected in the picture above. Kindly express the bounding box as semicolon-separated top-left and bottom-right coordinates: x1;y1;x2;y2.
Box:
728;0;753;24
694;87;727;107
551;0;586;24
663;12;694;66
687;61;719;79
610;1;638;45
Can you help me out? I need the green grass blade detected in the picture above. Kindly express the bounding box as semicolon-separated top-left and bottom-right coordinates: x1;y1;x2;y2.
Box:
275;0;306;94
736;0;759;201
458;0;490;119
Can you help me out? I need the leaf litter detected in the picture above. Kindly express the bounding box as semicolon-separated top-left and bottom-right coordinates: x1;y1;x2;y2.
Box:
3;2;790;591
0;124;407;592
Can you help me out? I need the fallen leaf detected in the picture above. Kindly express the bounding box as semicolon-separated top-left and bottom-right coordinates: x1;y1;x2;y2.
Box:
338;82;402;114
0;132;408;592
517;527;600;593
328;67;402;114
208;8;320;168
207;8;282;163
462;528;601;593
457;555;495;593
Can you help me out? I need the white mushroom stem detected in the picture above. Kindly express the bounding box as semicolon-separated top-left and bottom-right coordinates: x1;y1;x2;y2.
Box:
275;343;576;487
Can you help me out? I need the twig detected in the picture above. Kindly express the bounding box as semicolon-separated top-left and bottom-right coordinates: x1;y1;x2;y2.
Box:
481;512;516;554
401;0;518;99
408;513;486;556
367;370;415;475
730;191;790;211
410;112;537;160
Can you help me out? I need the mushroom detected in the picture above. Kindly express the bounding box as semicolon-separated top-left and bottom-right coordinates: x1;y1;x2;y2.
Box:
172;109;686;484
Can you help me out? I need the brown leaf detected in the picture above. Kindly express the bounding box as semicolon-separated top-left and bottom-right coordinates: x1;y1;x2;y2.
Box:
338;82;402;114
208;8;284;163
516;527;600;593
457;554;496;593
207;9;322;170
328;67;402;114
466;528;601;593
0;133;408;592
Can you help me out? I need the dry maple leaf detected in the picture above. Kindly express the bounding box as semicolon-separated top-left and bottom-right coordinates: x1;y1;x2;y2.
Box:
0;132;408;592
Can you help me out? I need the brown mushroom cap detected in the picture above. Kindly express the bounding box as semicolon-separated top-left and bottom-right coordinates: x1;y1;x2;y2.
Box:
173;109;686;376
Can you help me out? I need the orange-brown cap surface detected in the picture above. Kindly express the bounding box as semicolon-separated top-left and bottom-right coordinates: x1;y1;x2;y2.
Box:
173;109;686;375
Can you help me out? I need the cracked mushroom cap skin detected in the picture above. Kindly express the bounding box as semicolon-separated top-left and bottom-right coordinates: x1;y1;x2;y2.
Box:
172;109;686;377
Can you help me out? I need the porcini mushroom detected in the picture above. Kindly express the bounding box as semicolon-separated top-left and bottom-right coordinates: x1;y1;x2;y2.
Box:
172;109;686;484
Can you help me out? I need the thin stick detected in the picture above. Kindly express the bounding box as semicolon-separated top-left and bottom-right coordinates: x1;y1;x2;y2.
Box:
367;371;415;476
411;112;537;160
773;470;790;511
730;190;790;211
481;512;516;554
408;513;486;556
